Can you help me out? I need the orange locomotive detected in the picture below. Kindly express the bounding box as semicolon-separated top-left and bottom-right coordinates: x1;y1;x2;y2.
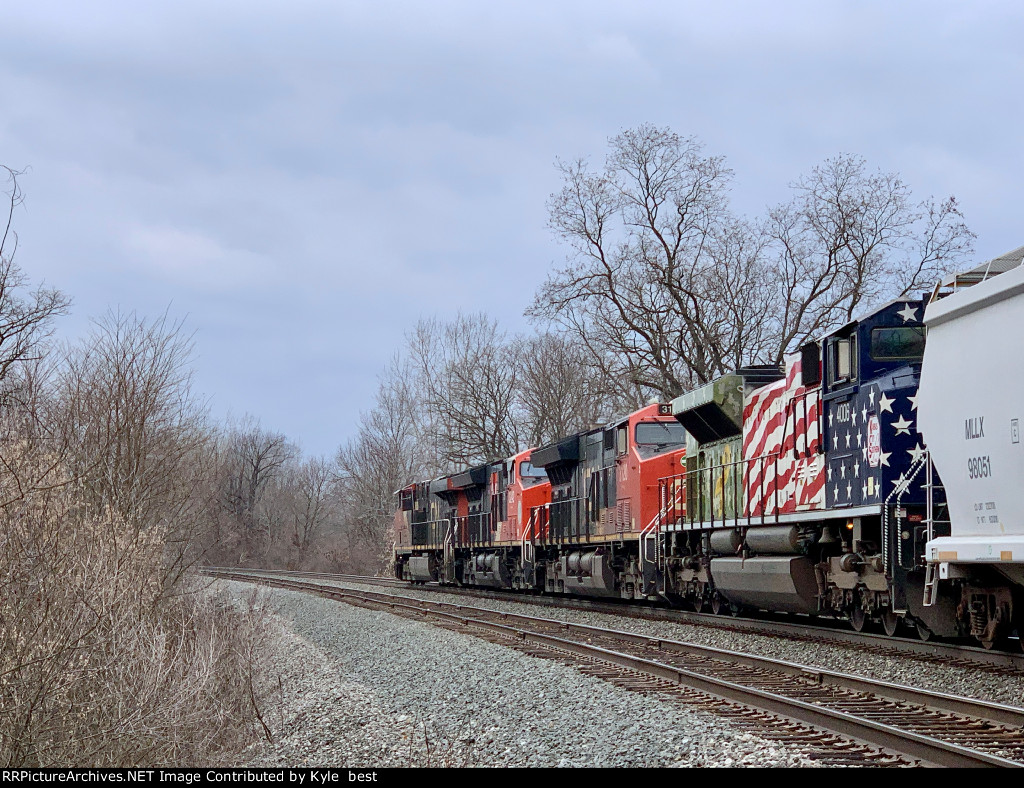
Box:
393;403;686;598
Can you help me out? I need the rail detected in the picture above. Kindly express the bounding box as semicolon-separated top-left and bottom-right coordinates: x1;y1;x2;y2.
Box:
211;569;1024;768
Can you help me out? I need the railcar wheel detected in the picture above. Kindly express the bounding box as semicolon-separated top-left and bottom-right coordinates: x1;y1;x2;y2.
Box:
881;610;899;637
710;593;725;616
916;621;933;641
693;594;705;613
850;606;867;632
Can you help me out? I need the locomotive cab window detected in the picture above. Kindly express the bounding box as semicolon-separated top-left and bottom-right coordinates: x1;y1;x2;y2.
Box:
830;335;857;385
635;421;687;447
519;461;546;480
870;326;926;361
616;424;628;455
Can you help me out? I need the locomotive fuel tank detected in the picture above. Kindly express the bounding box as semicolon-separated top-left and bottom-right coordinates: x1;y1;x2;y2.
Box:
710;556;820;614
408;555;437;583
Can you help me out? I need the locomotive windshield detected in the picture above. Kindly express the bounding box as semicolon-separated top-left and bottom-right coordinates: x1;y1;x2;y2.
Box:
518;461;547;479
870;326;926;361
635;421;687;447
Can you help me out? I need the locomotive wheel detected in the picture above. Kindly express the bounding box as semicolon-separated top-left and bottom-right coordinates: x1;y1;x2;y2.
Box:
850;606;867;632
692;582;706;613
881;610;899;637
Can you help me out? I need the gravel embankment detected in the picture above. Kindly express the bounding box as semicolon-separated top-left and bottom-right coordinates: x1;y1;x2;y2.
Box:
218;580;824;767
294;578;1024;708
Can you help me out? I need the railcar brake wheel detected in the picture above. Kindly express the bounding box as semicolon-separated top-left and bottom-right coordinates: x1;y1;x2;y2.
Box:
881;610;899;637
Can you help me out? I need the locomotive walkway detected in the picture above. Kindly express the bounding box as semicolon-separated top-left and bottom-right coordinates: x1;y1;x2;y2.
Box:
208;568;1024;768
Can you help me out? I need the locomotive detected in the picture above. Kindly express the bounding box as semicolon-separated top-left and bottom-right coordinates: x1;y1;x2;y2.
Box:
393;245;1024;648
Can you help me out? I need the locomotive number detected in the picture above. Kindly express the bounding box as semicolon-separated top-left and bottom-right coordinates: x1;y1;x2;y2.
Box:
967;456;992;479
835;403;851;423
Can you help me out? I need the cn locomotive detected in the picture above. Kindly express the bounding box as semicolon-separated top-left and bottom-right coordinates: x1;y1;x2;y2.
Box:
393;245;1024;648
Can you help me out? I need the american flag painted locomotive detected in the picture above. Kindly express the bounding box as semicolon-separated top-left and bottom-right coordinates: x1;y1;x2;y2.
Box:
394;247;1024;648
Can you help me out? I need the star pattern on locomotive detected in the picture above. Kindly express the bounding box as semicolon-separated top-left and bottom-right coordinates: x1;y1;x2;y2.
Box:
825;382;924;509
896;303;919;323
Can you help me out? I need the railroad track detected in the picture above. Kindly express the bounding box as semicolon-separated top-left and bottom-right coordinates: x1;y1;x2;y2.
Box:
207;567;1024;674
209;568;1024;768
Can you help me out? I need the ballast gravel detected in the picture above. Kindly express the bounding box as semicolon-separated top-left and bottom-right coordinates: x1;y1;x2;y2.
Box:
316;579;1024;708
217;580;822;768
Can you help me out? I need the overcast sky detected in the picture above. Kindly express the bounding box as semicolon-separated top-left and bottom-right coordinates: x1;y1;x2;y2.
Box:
1;1;1021;458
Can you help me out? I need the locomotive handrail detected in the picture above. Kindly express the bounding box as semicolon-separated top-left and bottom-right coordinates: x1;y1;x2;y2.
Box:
656;448;795;531
528;497;592;546
411;516;456;550
452;511;493;548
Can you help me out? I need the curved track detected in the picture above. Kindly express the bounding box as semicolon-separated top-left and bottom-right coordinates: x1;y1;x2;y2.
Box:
209;568;1024;674
209;568;1024;768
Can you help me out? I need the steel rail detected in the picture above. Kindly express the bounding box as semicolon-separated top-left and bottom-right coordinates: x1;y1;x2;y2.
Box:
205;567;1024;671
210;569;1024;768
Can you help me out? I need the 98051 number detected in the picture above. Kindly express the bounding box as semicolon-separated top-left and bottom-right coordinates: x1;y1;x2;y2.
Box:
968;456;992;479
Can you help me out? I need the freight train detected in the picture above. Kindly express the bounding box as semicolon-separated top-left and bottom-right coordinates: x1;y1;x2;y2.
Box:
393;245;1024;649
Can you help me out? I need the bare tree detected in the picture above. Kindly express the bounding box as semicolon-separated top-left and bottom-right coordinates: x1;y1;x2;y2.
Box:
260;455;338;570
529;125;761;399
764;154;975;360
514;332;617;446
0;168;282;767
409;313;520;468
0;167;71;502
56;311;208;527
0;167;69;392
530;127;975;400
221;416;295;564
335;356;425;572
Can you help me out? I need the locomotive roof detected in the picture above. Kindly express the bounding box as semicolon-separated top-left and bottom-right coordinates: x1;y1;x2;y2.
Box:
827;245;1024;337
934;243;1024;292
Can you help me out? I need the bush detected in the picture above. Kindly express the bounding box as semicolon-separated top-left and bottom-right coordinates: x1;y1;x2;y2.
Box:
0;468;272;766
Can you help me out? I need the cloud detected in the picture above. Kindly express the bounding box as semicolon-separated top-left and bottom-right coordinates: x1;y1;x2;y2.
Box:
121;224;281;291
1;1;1022;457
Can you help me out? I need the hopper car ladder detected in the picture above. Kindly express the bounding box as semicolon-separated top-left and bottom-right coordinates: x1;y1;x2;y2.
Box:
922;451;948;607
